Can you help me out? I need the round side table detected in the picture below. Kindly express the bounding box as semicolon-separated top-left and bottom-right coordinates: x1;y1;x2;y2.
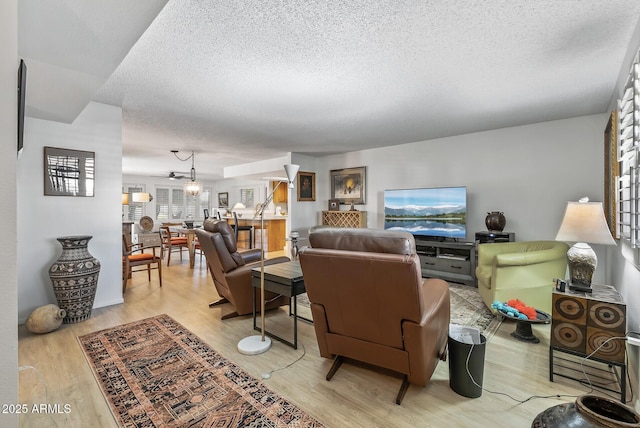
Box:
498;309;550;343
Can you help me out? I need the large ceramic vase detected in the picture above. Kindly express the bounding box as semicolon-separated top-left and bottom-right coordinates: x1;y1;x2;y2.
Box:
48;235;100;324
485;211;506;232
531;395;640;427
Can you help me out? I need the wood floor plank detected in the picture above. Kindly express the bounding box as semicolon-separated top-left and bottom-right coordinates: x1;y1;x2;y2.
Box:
19;254;596;427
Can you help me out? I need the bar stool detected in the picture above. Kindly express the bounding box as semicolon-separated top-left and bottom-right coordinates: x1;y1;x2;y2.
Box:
233;211;254;249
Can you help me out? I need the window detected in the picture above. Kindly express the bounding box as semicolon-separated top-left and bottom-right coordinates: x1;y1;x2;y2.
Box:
240;188;255;207
618;52;640;249
156;186;210;221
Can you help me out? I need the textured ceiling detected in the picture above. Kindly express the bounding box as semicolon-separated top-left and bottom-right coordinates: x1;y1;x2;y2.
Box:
22;1;640;180
19;0;168;123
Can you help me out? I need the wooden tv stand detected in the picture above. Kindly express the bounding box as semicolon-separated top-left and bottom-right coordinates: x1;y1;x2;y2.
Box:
414;238;476;286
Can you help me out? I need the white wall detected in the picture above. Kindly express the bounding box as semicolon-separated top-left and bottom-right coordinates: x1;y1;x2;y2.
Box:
1;1;19;425
291;114;609;280
17;102;124;323
290;153;326;237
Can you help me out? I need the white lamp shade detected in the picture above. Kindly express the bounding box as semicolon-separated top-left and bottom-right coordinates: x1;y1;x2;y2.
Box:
121;193;130;205
284;164;300;186
555;201;616;246
232;203;246;210
131;192;152;203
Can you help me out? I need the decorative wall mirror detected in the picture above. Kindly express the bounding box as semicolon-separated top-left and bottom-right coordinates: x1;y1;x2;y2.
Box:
44;147;95;197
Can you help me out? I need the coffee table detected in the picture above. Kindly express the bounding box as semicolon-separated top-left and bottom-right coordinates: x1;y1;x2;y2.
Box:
498;308;551;343
251;260;309;349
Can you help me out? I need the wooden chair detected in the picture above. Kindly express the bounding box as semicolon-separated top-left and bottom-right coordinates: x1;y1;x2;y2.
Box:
233;211;254;249
160;226;189;266
122;234;162;293
194;236;204;264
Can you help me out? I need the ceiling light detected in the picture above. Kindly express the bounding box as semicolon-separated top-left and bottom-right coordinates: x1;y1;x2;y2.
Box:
172;150;202;196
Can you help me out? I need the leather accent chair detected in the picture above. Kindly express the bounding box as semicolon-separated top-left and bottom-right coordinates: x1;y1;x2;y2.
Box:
299;227;450;404
476;240;569;314
195;219;290;319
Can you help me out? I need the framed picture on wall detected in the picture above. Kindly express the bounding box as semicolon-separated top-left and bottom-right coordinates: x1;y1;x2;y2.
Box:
43;146;95;197
604;110;618;237
328;199;340;211
330;166;366;205
297;171;316;201
218;192;229;208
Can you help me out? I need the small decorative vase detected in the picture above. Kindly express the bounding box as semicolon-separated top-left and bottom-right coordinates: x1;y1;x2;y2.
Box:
26;304;66;334
485;211;506;232
48;235;101;324
531;395;640;427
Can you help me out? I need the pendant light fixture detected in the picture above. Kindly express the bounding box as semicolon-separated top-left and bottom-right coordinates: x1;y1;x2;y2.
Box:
172;150;202;197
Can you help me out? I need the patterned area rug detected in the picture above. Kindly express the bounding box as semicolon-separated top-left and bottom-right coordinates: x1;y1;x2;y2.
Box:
448;283;501;338
297;282;501;339
78;314;325;427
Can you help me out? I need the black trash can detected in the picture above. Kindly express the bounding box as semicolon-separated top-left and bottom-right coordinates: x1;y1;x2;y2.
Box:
448;333;486;398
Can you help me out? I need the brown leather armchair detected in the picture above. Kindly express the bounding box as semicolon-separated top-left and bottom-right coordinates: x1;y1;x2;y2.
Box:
299;227;450;404
195;219;290;319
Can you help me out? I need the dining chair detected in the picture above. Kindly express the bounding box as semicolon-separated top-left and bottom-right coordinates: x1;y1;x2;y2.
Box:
122;234;162;293
193;236;204;264
233;211;254;249
160;226;189;266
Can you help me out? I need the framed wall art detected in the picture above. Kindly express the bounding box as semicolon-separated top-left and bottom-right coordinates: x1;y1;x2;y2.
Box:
330;166;366;205
218;192;229;208
604;109;618;237
297;171;316;201
44;146;95;197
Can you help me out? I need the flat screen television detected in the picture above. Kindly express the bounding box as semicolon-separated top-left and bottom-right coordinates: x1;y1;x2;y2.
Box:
384;186;467;239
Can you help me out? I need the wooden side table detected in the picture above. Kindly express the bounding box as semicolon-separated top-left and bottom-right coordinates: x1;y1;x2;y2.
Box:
321;210;367;228
549;284;627;402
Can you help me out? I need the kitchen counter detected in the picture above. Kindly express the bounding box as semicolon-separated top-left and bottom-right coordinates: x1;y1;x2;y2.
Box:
224;216;287;251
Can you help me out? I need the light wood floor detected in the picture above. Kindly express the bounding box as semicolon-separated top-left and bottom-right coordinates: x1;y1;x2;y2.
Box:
18;253;600;427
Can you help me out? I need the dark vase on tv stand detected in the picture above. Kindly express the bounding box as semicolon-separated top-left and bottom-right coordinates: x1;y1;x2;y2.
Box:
485;211;506;232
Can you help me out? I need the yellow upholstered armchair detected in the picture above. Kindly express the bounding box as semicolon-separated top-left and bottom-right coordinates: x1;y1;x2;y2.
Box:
476;241;569;314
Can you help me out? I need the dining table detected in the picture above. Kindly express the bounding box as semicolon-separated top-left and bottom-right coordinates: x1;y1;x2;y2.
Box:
173;227;198;269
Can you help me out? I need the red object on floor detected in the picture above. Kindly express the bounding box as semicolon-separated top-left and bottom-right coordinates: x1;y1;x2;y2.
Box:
507;299;537;320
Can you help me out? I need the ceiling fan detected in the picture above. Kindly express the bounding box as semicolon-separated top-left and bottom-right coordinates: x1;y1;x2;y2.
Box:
167;171;187;180
152;171;189;180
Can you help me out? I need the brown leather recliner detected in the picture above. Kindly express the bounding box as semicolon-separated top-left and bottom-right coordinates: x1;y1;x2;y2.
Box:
195;219;290;319
299;227;450;404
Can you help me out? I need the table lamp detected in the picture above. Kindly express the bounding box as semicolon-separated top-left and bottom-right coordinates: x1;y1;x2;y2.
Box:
132;192;153;202
238;163;300;355
555;197;616;292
